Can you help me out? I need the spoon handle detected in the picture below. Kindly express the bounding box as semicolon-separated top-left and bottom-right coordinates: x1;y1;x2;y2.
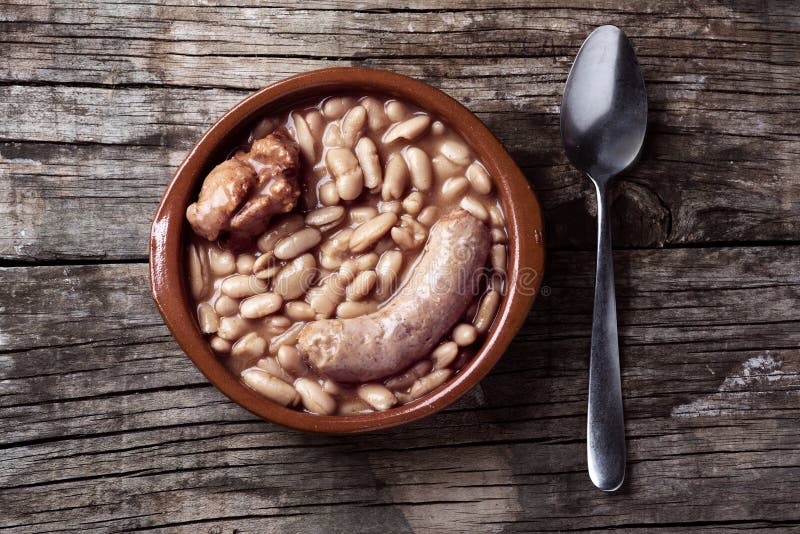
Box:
587;181;626;491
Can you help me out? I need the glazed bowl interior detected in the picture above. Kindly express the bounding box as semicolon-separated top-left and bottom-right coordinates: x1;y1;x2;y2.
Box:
150;67;545;433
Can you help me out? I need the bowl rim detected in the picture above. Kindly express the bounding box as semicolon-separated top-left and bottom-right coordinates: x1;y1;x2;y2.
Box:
150;67;545;433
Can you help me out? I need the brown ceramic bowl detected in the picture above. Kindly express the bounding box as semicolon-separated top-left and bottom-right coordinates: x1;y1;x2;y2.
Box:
150;67;545;433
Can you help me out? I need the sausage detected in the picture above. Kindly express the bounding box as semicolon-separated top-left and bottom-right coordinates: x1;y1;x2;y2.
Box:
297;209;491;382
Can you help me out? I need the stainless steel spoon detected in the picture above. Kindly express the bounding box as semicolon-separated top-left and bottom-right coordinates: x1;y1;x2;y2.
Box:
559;25;647;491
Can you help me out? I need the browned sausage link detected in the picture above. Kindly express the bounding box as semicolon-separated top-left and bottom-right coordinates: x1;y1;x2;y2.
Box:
297;209;491;382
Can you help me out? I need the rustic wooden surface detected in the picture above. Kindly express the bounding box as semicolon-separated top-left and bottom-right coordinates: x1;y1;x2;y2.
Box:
1;1;799;532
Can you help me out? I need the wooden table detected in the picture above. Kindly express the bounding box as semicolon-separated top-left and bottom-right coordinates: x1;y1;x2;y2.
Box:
2;1;799;531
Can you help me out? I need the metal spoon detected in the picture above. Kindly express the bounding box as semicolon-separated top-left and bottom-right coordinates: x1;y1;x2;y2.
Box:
559;25;647;491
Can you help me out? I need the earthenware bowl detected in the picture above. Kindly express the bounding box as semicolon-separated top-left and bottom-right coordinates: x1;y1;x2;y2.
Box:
150;67;545;433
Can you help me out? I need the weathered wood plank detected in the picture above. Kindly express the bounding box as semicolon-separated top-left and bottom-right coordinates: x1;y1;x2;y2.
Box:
2;246;799;531
1;0;799;259
1;78;798;259
2;0;798;76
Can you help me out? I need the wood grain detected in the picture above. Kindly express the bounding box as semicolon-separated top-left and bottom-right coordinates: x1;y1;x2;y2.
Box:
1;1;799;259
2;1;800;531
2;247;800;531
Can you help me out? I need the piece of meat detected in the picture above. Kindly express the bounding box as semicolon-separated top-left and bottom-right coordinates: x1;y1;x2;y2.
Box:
248;129;300;188
297;209;491;382
185;158;257;241
186;129;301;242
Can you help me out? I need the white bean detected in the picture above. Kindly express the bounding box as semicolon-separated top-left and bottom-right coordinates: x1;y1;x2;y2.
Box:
491;274;504;294
402;192;424;215
274;227;322;260
307;274;347;318
338;397;373;415
305;110;325;140
294;378;336;415
210;336;231;353
410;369;453;399
491;244;507;276
431;120;445;135
232;332;267;359
355;137;382;189
322;379;342;395
375;250;403;298
236;254;256;275
239;292;283;319
355;252;379;271
277;345;308;377
452;323;478;346
255;263;281;281
251;117;279;139
385;359;433;391
404;147;433;191
257;214;305;254
381;153;409;201
336;300;378;318
341;105;367;147
285;301;316;321
431;154;463;180
460;196;489;222
272;253;316;300
217;316;249;341
268;322;305;354
208;247;236;276
358;384;397;411
383;115;431;144
346;270;377;301
214;295;239;317
391;227;415;250
349;212;398;253
319;228;353;270
378;200;402;214
326;147;364;201
256;356;293;383
338;259;360;284
292;112;316;163
338;253;377;285
322;96;356;119
466;161;493;195
417;206;439;227
361;96;390;131
305;206;345;228
488;205;505;228
439;139;471;166
187;243;209;300
319;181;340;206
491;228;507;244
349;206;378;224
221;274;267;299
252;252;274;276
263;315;291;334
441;176;470;202
197;303;219;334
323;123;344;147
393;214;427;250
385;100;409;122
474;290;501;334
432;341;459;370
243;368;299;406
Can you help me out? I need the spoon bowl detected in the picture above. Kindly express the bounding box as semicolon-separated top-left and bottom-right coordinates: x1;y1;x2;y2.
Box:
561;25;647;183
